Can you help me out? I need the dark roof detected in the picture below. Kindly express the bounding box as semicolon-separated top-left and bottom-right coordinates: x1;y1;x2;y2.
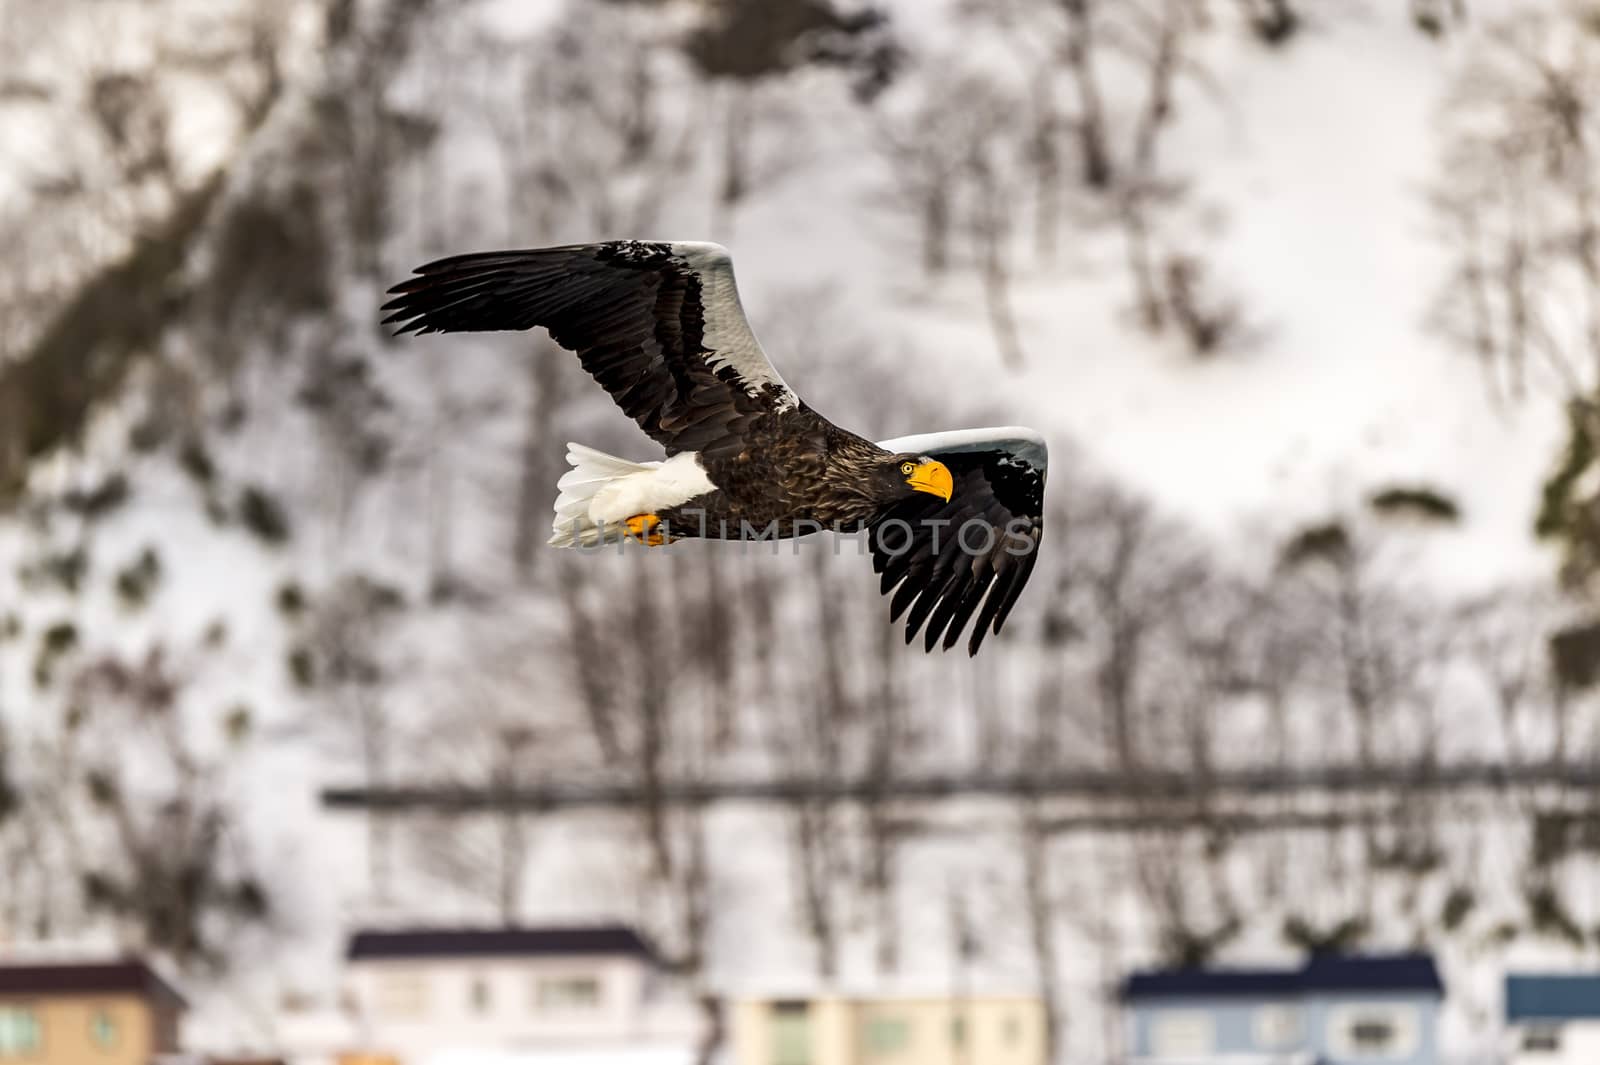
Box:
1299;953;1444;994
1506;974;1600;1022
0;959;186;1007
347;925;656;963
1124;953;1443;1000
1125;967;1297;998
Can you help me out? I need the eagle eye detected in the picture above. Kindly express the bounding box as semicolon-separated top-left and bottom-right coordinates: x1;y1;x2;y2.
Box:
900;461;915;476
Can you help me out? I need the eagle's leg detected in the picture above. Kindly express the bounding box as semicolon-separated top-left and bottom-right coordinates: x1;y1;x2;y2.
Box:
624;514;671;547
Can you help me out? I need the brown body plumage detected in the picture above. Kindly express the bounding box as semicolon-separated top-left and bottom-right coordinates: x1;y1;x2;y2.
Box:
655;415;907;538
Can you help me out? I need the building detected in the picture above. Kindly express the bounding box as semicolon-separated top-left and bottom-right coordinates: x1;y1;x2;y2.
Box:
1121;952;1443;1064
0;956;185;1065
729;993;1047;1065
1505;973;1600;1063
341;925;698;1062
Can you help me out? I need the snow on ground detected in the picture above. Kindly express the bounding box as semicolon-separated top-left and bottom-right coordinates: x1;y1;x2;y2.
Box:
422;1050;694;1065
872;0;1562;591
3;0;1597;1062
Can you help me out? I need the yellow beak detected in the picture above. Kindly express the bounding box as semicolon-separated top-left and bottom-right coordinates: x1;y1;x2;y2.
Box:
907;459;954;502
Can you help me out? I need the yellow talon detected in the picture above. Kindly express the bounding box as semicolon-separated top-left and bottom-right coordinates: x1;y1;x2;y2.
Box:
624;514;669;546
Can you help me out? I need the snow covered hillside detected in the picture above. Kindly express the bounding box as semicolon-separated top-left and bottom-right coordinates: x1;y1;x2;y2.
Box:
2;0;1599;1062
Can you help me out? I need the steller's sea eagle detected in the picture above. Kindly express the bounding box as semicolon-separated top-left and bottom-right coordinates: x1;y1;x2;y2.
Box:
382;240;1046;654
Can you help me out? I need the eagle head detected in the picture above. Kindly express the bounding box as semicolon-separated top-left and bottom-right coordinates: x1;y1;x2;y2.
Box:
883;453;953;503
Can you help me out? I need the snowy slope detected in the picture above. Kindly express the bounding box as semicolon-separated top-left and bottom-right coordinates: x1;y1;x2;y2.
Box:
865;0;1561;590
2;1;1595;1063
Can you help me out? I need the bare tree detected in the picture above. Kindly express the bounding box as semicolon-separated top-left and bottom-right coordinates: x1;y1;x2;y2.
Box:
1433;7;1600;590
901;0;1249;362
1015;802;1064;1062
404;646;567;923
874;73;1014;279
298;574;408;899
1234;0;1297;45
1066;482;1210;770
684;0;894;228
0;719;71;941
876;67;1034;365
469;5;695;244
512;338;573;583
57;645;270;970
967;126;1033;370
860;616;910;973
1453;591;1560;767
558;555;626;762
1410;0;1469;38
769;551;862;979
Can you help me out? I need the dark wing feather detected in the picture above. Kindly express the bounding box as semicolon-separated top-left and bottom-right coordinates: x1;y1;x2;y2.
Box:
867;429;1046;655
381;240;800;456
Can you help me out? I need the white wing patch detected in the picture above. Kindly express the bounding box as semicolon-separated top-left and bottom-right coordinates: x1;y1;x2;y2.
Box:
877;426;1048;471
672;241;800;412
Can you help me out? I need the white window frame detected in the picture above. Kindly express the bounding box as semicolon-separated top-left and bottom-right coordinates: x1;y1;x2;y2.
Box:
533;973;603;1011
1518;1023;1562;1054
467;972;493;1015
1150;1009;1215;1057
1326;1002;1419;1060
1253;1003;1302;1049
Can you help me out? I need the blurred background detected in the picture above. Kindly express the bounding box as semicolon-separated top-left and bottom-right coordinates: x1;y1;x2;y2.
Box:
2;0;1599;1063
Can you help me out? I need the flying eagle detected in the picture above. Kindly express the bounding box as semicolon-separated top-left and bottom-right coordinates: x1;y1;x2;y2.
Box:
382;241;1046;654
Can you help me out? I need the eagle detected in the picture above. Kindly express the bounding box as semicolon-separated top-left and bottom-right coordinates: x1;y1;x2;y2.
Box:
382;240;1046;654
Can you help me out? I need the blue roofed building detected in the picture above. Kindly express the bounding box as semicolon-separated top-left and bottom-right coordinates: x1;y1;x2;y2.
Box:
1505;973;1600;1064
1121;953;1444;1064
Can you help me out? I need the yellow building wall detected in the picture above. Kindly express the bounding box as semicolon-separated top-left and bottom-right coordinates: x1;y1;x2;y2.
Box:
731;995;1047;1065
0;993;156;1065
730;999;768;1064
815;999;855;1064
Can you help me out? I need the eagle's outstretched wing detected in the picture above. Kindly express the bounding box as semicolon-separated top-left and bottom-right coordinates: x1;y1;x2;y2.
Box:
382;241;801;457
868;428;1046;655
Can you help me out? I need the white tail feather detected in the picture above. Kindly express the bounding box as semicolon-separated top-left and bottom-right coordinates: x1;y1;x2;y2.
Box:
549;444;655;548
549;444;717;548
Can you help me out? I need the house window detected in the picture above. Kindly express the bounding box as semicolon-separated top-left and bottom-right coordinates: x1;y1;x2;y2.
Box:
0;1007;40;1057
536;976;601;1010
1350;1018;1396;1050
771;1001;811;1065
468;975;492;1014
1002;1012;1023;1045
1329;1004;1418;1059
863;1015;910;1054
89;1008;118;1050
950;1014;966;1046
1150;1010;1214;1056
1521;1025;1562;1053
1254;1004;1301;1049
374;972;429;1018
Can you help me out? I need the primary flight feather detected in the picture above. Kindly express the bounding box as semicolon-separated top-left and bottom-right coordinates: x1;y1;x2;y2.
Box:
382;240;1046;654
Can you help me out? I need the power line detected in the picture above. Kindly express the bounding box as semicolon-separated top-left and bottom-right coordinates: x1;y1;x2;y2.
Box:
320;758;1600;815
